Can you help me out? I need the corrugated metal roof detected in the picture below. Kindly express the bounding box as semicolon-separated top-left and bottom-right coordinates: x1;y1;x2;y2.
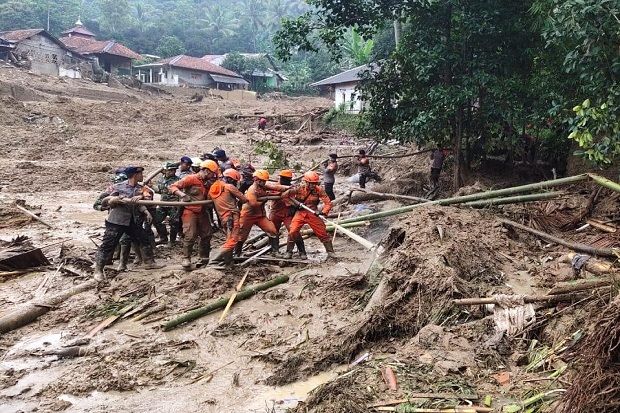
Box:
210;74;249;85
310;63;378;87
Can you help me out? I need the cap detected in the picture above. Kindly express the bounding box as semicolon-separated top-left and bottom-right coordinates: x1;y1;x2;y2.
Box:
213;149;226;159
191;157;202;167
180;156;192;164
164;161;179;170
329;153;338;159
124;166;144;176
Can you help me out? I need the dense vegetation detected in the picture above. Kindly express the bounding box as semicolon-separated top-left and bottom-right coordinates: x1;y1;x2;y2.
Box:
275;0;620;182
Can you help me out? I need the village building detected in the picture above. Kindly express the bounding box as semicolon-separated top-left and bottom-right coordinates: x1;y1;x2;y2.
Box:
59;19;141;76
0;29;84;78
203;53;286;90
310;64;378;114
135;55;248;90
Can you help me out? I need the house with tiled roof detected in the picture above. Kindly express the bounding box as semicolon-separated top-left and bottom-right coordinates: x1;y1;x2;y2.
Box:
0;28;84;77
134;55;249;90
202;53;287;90
59;19;141;76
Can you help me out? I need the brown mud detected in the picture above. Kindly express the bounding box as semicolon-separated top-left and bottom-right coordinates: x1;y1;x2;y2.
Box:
0;67;618;413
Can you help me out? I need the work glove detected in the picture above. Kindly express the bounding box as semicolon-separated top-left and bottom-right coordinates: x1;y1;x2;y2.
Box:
143;210;153;225
181;195;192;202
107;196;122;208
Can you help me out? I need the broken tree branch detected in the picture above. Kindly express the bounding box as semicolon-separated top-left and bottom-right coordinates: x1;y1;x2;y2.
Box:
14;204;53;228
453;292;598;306
121;199;214;207
499;218;617;257
547;277;618;295
588;174;620;194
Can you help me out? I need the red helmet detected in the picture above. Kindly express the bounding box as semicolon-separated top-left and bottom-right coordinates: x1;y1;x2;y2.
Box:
223;169;241;181
303;171;320;183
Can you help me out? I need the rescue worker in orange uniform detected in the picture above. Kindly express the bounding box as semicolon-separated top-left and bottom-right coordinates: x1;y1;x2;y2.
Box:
269;170;307;259
287;171;335;258
236;169;288;256
169;160;219;269
209;169;248;267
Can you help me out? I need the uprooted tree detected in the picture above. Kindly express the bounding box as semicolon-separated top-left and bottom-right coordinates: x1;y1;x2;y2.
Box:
274;0;620;189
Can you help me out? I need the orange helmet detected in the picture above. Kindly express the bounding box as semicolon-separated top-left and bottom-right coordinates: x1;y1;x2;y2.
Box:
200;160;219;173
279;169;293;178
223;169;241;181
253;169;270;181
303;171;320;183
231;158;241;169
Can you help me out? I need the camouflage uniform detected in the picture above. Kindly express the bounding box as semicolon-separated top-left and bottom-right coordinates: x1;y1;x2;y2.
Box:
153;173;181;244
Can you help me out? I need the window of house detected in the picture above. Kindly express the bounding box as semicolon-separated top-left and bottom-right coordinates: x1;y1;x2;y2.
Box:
51;54;58;64
191;73;201;80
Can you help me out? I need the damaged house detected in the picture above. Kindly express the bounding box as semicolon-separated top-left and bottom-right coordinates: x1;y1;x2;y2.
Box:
134;55;248;90
203;53;287;90
59;20;141;76
0;29;84;78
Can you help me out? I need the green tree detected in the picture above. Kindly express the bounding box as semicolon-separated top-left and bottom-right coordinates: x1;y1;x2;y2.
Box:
199;4;239;49
97;0;130;33
155;35;186;58
341;28;374;68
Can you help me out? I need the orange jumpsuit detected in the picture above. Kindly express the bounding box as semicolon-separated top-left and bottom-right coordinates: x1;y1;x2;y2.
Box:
169;175;213;255
288;184;333;243
209;180;247;251
238;182;285;242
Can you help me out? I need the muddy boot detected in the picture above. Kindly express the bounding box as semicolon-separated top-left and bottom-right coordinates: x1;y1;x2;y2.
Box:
116;244;130;272
156;234;168;246
269;237;282;257
323;240;336;260
181;243;193;270
296;238;308;260
93;262;106;282
132;243;143;266
197;243;210;267
168;228;178;247
234;241;244;257
285;240;294;260
141;245;164;270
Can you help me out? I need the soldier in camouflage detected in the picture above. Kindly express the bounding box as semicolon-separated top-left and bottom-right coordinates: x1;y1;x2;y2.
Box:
153;162;181;246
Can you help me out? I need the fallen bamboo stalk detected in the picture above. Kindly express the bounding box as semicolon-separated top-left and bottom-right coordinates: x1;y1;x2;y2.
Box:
350;188;428;203
374;407;491;413
334;175;590;226
0;279;97;333
338;148;433;159
464;191;564;207
218;269;250;323
588;173;620;194
121;199;213;207
14;204;53;228
133;304;166;322
454;292;596;306
84;303;135;338
499;218;617;257
586;219;617;233
368;394;479;408
547;277;618;295
162;275;290;331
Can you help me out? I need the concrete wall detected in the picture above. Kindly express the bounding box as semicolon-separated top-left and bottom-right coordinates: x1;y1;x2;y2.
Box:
14;35;68;76
333;81;364;114
98;54;132;76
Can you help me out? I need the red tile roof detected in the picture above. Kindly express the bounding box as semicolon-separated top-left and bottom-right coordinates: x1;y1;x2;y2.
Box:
61;25;95;37
60;36;141;60
0;28;45;43
159;55;242;77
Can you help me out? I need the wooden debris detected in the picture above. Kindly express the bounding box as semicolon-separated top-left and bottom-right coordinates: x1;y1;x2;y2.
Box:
382;366;398;390
218;269;250;323
548;277;617;295
586;219;617;233
14;204;54;228
558;252;614;274
454;292;599;306
84;303;134;339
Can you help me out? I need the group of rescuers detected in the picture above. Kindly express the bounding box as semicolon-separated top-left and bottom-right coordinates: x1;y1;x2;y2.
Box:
92;149;341;281
92;145;448;281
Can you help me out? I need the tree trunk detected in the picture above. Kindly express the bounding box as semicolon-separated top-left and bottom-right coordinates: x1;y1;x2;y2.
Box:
393;20;402;47
454;106;464;189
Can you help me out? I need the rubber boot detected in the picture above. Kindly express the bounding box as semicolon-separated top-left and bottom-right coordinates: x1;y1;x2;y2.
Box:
197;243;210;266
269;236;282;257
142;246;164;270
93;262;105;282
285;240;294;260
296;238;308;260
156;233;168;246
168;228;178;247
223;249;234;266
132;243;143;266
234;241;244;257
116;244;130;272
323;240;336;259
208;249;232;268
181;243;193;270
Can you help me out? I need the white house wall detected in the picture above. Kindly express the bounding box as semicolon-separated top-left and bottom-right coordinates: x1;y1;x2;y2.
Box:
333;81;363;114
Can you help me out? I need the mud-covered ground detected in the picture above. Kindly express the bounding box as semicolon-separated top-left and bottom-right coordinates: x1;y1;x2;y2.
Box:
0;68;618;413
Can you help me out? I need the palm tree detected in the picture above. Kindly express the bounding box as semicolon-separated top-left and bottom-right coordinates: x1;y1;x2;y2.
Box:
199;4;239;48
341;28;375;68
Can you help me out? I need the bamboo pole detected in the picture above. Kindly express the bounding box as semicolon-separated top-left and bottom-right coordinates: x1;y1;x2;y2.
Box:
463;191;564;207
14;205;54;228
558;252;614;274
588;173;620;194
121;199;213;207
162;275;290;331
499;218;617;257
143;168;164;185
349;188;428;203
547;277;617;295
453;292;596;306
334;175;590;226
